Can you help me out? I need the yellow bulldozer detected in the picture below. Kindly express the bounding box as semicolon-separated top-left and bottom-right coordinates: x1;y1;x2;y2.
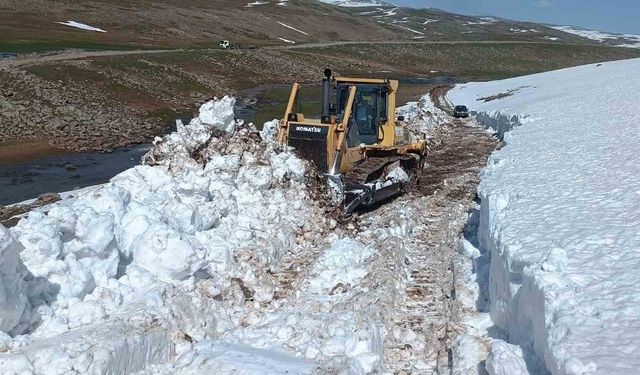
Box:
278;69;426;213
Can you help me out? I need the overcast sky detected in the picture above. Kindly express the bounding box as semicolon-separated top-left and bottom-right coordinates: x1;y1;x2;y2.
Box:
391;0;640;34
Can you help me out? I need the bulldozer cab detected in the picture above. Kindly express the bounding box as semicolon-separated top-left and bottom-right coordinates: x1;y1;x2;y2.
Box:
337;83;389;146
278;70;421;175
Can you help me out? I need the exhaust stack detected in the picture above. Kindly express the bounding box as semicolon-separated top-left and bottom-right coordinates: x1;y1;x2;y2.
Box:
321;68;331;123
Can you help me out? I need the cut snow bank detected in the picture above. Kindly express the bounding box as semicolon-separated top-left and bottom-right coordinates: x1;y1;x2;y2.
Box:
448;58;640;374
0;97;328;374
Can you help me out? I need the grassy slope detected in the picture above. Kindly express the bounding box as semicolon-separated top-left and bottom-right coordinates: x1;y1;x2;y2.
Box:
0;0;608;53
0;0;403;51
298;42;640;80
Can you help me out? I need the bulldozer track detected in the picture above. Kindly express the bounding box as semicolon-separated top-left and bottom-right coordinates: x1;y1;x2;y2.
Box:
381;105;500;373
344;154;418;184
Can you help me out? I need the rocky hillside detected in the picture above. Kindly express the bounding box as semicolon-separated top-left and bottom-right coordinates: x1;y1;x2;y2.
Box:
0;0;621;52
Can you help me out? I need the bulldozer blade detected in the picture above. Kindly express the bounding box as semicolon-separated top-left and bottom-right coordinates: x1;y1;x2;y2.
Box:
343;180;406;214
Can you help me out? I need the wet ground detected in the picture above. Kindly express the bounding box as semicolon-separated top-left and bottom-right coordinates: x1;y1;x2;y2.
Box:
0;144;151;205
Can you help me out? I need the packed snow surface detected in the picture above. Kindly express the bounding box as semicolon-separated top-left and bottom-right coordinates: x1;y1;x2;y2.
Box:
56;21;107;33
449;58;640;374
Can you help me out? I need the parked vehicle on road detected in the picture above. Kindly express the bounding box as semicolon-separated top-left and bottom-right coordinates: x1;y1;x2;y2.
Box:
453;105;469;118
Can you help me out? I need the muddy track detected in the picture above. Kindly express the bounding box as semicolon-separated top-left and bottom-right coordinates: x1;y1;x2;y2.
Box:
382;88;500;373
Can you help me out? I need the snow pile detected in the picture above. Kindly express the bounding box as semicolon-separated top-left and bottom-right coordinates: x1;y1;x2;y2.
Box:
449;58;640;374
0;97;327;373
398;94;449;134
141;204;414;374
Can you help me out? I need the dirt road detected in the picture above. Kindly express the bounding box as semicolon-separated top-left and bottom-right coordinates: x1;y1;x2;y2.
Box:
271;39;571;50
0;40;570;69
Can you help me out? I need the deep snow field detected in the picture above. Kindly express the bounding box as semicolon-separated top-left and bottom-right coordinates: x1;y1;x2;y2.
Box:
449;58;640;374
0;94;445;374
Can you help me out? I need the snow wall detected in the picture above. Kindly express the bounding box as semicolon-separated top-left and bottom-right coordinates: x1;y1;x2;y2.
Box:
449;58;640;374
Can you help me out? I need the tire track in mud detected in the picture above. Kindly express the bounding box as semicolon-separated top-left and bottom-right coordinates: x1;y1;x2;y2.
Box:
380;88;500;373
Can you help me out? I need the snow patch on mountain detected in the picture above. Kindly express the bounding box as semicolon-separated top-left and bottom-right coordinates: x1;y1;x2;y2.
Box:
317;0;389;7
551;25;640;48
56;21;107;33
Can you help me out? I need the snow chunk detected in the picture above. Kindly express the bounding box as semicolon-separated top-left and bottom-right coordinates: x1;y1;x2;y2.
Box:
196;97;236;132
0;227;29;335
143;96;237;170
397;94;449;135
486;340;528;375
308;238;374;293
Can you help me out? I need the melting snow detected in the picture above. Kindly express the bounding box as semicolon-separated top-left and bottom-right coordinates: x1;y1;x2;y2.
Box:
245;1;270;7
393;24;425;35
551;25;640;48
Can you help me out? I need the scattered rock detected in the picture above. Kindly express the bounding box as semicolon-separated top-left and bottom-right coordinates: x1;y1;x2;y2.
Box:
36;193;61;205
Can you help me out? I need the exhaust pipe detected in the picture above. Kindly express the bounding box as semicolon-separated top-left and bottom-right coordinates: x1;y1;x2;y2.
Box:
321;68;331;124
